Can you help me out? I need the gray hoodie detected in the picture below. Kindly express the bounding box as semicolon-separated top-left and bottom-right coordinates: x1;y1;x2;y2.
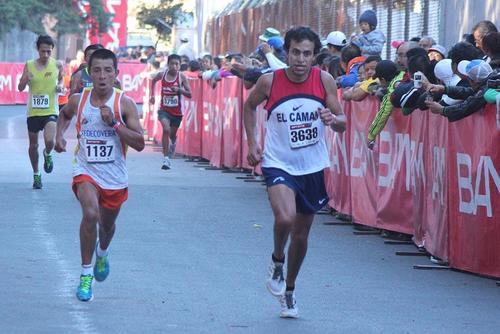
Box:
354;29;386;57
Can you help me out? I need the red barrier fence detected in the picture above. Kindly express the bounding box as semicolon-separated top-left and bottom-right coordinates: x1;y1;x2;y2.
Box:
144;77;499;278
0;62;147;105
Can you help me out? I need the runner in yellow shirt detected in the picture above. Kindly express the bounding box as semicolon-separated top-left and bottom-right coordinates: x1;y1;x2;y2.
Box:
18;35;63;189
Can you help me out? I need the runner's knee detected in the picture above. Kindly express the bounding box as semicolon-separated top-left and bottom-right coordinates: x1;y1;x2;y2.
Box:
275;212;295;227
82;206;99;224
29;142;39;151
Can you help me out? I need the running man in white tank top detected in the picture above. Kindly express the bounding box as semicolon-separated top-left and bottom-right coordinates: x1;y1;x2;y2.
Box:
244;26;346;318
55;49;145;302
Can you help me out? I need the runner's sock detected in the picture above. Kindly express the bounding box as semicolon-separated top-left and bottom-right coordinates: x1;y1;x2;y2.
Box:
81;264;93;276
272;253;285;264
286;285;295;292
96;245;109;257
34;172;41;176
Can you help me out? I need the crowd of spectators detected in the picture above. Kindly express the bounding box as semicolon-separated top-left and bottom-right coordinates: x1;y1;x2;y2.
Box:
68;11;500;134
150;11;498;134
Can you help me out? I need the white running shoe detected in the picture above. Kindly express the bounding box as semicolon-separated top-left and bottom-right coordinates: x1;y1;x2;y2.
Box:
161;157;171;170
279;291;299;318
266;260;286;296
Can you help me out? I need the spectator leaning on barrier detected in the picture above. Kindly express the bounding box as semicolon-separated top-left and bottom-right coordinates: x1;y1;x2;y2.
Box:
447;42;483;86
391;51;438;115
433;59;463;106
425;59;499;122
367;60;405;149
342;55;381;101
428;45;446;62
338;44;365;88
395;41;419;73
351;10;386;57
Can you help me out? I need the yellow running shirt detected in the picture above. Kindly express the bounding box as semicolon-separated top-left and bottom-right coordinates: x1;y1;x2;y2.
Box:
27;58;58;117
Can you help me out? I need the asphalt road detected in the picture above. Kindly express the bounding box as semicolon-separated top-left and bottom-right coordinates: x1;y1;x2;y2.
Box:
1;105;499;333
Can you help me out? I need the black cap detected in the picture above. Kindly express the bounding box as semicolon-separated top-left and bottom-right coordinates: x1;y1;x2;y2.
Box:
373;60;399;81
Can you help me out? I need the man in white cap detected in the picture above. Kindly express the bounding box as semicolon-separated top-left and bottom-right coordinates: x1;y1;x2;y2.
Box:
324;31;347;57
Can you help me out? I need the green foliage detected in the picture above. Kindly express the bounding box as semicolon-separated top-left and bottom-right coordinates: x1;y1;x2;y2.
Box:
137;0;186;42
0;0;112;38
0;0;49;36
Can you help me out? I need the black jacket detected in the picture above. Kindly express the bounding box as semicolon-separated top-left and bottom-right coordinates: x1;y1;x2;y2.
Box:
442;71;500;122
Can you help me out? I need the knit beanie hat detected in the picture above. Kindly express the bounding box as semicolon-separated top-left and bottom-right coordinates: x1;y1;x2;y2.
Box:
359;10;377;28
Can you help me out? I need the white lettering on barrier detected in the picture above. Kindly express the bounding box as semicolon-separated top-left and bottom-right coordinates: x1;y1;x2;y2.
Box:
432;146;446;205
203;101;221;135
223;97;240;130
121;74;143;92
0;75;12;91
410;140;426;190
378;131;423;191
330;131;349;175
457;153;500;217
203;101;211;132
350;130;375;177
183;100;198;133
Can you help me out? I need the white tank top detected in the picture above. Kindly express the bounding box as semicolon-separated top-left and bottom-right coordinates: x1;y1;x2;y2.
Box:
73;87;128;189
262;68;330;175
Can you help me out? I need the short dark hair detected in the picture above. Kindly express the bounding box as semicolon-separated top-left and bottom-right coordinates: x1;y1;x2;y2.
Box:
340;44;361;65
168;54;181;64
364;55;382;64
447;42;482;65
84;44;104;58
482;32;500;56
189;60;201;71
88;48;117;70
284;26;322;55
36;35;54;49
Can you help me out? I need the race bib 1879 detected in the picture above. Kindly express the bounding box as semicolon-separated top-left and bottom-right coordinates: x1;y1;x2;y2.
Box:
288;123;319;149
163;95;179;107
31;95;49;109
85;139;115;163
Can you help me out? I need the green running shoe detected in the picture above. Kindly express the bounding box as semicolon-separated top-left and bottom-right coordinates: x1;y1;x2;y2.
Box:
33;174;42;189
43;150;53;173
76;274;93;302
94;244;110;282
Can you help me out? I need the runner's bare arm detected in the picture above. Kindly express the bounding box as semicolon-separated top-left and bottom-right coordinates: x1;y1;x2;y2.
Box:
149;71;163;104
55;94;80;152
243;73;272;166
17;63;31;91
115;96;145;152
180;73;192;98
56;61;64;83
70;71;82;95
320;71;346;132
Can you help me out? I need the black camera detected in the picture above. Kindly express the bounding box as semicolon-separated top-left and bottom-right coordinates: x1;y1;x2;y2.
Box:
487;79;500;89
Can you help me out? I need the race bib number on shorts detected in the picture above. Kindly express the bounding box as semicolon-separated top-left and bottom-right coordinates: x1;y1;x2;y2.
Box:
288;123;319;149
85;139;115;163
32;95;49;109
163;95;179;107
